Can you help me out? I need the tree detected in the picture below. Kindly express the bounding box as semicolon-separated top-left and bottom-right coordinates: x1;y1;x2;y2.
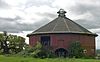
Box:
0;32;25;54
0;31;9;54
8;35;25;53
68;41;84;58
0;33;5;54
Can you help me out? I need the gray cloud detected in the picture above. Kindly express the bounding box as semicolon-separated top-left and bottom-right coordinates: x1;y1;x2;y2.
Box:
0;0;10;9
17;18;50;31
36;12;56;18
0;16;21;21
70;3;100;15
75;19;100;29
0;16;50;33
69;2;100;30
25;0;54;8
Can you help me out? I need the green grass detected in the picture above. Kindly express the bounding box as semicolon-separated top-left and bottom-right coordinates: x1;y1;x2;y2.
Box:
0;55;99;62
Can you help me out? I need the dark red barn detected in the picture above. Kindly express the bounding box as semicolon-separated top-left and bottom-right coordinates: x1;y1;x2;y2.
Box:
27;9;97;57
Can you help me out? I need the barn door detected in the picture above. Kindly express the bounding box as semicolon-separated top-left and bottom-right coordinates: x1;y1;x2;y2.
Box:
41;36;50;46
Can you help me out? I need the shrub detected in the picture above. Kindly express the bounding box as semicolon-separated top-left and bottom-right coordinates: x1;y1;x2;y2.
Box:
31;42;56;58
68;41;84;58
95;54;100;59
16;42;56;58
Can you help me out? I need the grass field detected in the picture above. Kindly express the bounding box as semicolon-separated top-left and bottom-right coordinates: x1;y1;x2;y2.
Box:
0;55;100;62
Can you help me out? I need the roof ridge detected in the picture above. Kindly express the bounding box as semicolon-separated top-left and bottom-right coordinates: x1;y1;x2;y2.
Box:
63;17;70;32
52;17;59;31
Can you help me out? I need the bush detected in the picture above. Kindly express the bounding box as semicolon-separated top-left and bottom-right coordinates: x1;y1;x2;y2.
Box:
68;41;84;58
16;42;56;58
17;50;30;57
95;54;100;59
31;42;56;58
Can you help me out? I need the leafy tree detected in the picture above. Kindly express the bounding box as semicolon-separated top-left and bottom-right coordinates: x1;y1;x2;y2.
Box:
68;41;84;58
8;35;25;53
0;33;5;54
0;32;25;54
0;31;9;54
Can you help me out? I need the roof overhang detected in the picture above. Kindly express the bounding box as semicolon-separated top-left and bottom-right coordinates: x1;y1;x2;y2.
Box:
27;31;98;37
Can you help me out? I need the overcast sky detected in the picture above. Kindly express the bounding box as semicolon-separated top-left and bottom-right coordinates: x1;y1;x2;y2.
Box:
0;0;100;49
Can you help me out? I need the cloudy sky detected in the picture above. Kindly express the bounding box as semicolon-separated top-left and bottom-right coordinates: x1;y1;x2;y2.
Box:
0;0;100;49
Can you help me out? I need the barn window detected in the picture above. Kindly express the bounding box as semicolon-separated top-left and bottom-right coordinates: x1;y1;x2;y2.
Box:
41;36;50;46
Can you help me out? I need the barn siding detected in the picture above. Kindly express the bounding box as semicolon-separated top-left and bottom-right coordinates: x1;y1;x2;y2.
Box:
29;34;95;56
29;36;38;46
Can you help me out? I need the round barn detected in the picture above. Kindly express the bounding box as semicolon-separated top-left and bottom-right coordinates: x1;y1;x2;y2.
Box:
27;9;97;57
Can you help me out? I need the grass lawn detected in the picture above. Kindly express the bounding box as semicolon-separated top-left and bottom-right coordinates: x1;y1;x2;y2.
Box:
0;55;99;62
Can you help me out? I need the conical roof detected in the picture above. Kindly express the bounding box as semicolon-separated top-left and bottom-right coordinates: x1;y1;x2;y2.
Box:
27;9;97;36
